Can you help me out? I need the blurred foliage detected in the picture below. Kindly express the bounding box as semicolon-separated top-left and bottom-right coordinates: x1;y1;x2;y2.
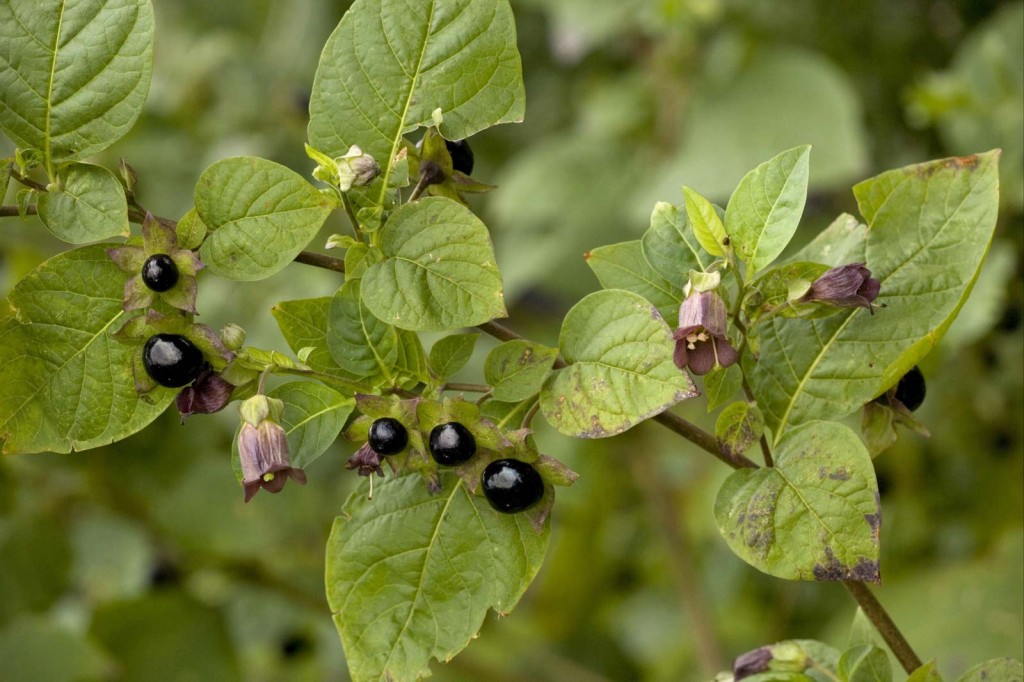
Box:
0;0;1021;680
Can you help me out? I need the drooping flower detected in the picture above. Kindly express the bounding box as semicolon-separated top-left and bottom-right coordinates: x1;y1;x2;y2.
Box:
799;263;881;313
107;213;204;314
345;442;385;478
673;290;739;376
238;395;306;502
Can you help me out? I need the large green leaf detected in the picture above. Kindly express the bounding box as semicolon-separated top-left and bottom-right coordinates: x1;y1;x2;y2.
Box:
268;381;353;468
195;157;336;281
748;151;1001;440
714;421;881;582
361;197;505;331
308;0;524;204
327;279;400;382
326;472;548;682
428;332;479;380
725;145;811;274
838;645;893;682
956;658;1023;682
0;0;154;171
585;239;684;321
36;163;129;243
540;289;697;438
271;297;362;382
0;245;174;455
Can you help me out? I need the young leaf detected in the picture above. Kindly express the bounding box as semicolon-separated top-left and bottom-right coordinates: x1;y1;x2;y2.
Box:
484;340;559;402
540;290;697;438
682;186;729;258
837;645;893;682
272;297;363;382
0;0;155;171
361;197;506;331
641;201;711;289
308;0;524;205
747;151;1000;441
725;145;811;274
195;157;336;281
715;401;764;458
0;246;174;454
704;364;743;412
429;333;480;380
907;661;943;682
36;163;129;243
268;382;354;468
585;240;685;321
714;421;881;582
326;472;548;682
327;280;400;383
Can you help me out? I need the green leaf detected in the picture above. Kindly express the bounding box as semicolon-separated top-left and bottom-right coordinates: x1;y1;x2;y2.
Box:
271;297;363;382
484;340;559;402
361;197;506;331
956;658;1023;682
907;660;943;682
585;240;685;321
0;0;154;170
36;163;129;243
195;157;336;281
837;645;893;682
704;364;743;412
540;289;697;438
268;381;354;468
714;421;881;582
175;208;208;250
747;151;1001;440
429;333;480;380
0;245;174;454
327;279;399;382
308;0;525;206
641;201;711;290
726;145;811;274
683;186;728;258
326;472;548;682
715;401;764;459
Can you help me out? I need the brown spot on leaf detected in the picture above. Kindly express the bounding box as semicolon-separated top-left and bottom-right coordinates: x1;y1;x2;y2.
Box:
865;512;881;541
812;546;880;583
917;154;981;178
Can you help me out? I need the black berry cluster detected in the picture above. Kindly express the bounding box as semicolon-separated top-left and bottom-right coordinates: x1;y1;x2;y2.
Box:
364;417;544;514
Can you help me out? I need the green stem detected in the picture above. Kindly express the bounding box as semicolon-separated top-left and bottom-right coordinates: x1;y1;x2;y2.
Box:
442;382;491;393
341;193;363;241
520;400;540;430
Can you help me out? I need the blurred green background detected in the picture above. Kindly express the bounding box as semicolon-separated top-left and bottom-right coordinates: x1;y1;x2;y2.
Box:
1;1;1022;680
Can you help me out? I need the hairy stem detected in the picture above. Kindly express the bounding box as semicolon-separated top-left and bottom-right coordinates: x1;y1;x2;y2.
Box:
844;581;922;673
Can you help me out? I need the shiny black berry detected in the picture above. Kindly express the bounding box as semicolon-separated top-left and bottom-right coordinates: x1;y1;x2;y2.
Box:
141;254;179;292
481;459;544;513
893;365;926;412
368;417;408;455
143;334;204;388
428;422;476;465
445;139;474;175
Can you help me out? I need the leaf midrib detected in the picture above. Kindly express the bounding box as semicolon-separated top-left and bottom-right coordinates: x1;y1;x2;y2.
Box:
43;0;68;176
375;0;437;206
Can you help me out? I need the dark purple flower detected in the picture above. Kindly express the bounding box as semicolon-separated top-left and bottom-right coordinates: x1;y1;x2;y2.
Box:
673;290;739;376
800;263;880;313
345;442;385;478
176;369;234;421
238;395;306;502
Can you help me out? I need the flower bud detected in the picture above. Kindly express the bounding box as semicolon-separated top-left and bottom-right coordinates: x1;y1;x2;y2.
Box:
337;145;380;191
799;263;881;313
238;395;305;502
219;323;246;351
176;369;234;421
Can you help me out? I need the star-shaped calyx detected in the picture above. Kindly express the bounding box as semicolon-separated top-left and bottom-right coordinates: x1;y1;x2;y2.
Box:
411;127;496;206
107;213;204;314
